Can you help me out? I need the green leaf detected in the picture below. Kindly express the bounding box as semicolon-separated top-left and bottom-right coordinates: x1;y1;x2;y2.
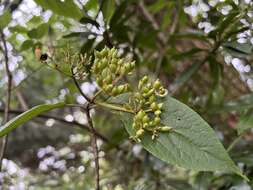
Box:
171;48;204;61
85;0;99;12
28;23;48;39
237;113;253;135
0;102;65;137
148;0;167;13
34;0;83;20
173;61;203;88
223;41;253;57
118;96;247;180
101;0;115;24
9;25;28;33
20;40;34;51
0;11;11;29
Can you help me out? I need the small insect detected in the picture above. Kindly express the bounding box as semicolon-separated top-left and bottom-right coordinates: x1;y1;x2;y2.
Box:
35;47;50;63
40;53;48;62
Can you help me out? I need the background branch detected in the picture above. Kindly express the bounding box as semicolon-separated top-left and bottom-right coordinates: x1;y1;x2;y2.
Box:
0;31;12;171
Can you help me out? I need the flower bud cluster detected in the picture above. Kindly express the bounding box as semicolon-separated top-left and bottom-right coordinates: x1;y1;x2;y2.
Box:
71;54;91;80
132;76;169;141
92;47;135;97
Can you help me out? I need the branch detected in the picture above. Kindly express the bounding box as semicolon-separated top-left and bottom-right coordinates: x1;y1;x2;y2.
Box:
0;31;12;171
71;67;92;103
86;105;100;190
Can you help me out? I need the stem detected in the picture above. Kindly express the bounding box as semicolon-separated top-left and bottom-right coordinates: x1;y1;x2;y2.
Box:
86;105;100;190
227;133;244;153
91;89;103;103
95;101;134;114
0;31;12;171
71;67;91;103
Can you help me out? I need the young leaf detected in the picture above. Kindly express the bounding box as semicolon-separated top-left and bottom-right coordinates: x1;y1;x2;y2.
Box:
0;102;65;137
118;96;247;180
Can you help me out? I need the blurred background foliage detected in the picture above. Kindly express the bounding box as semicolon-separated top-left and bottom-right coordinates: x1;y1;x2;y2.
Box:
0;0;253;189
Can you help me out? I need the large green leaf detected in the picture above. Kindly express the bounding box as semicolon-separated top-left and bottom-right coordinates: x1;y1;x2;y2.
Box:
0;102;65;137
117;96;247;180
34;0;83;20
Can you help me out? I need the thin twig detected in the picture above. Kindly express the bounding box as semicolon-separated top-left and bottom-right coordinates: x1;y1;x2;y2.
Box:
71;67;92;103
0;31;12;171
86;104;100;190
70;67;100;189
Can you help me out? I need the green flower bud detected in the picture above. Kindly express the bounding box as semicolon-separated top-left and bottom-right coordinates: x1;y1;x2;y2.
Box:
118;59;123;66
111;58;118;66
154;79;161;90
101;69;108;78
111;87;119;96
154;117;161;125
155;110;162;116
141;76;148;83
101;48;108;57
136;129;144;137
144;89;154;98
157;103;163;109
142;87;149;93
158;126;172;132
94;51;102;59
149;95;155;103
136;110;145;121
100;58;107;69
146;83;152;89
117;85;125;94
143;115;149;123
104;84;113;92
151;102;157;111
105;75;112;84
143;123;148;128
120;66;127;75
110;63;117;72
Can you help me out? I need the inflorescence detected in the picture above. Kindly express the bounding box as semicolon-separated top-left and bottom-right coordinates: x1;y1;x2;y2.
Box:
91;47;171;142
